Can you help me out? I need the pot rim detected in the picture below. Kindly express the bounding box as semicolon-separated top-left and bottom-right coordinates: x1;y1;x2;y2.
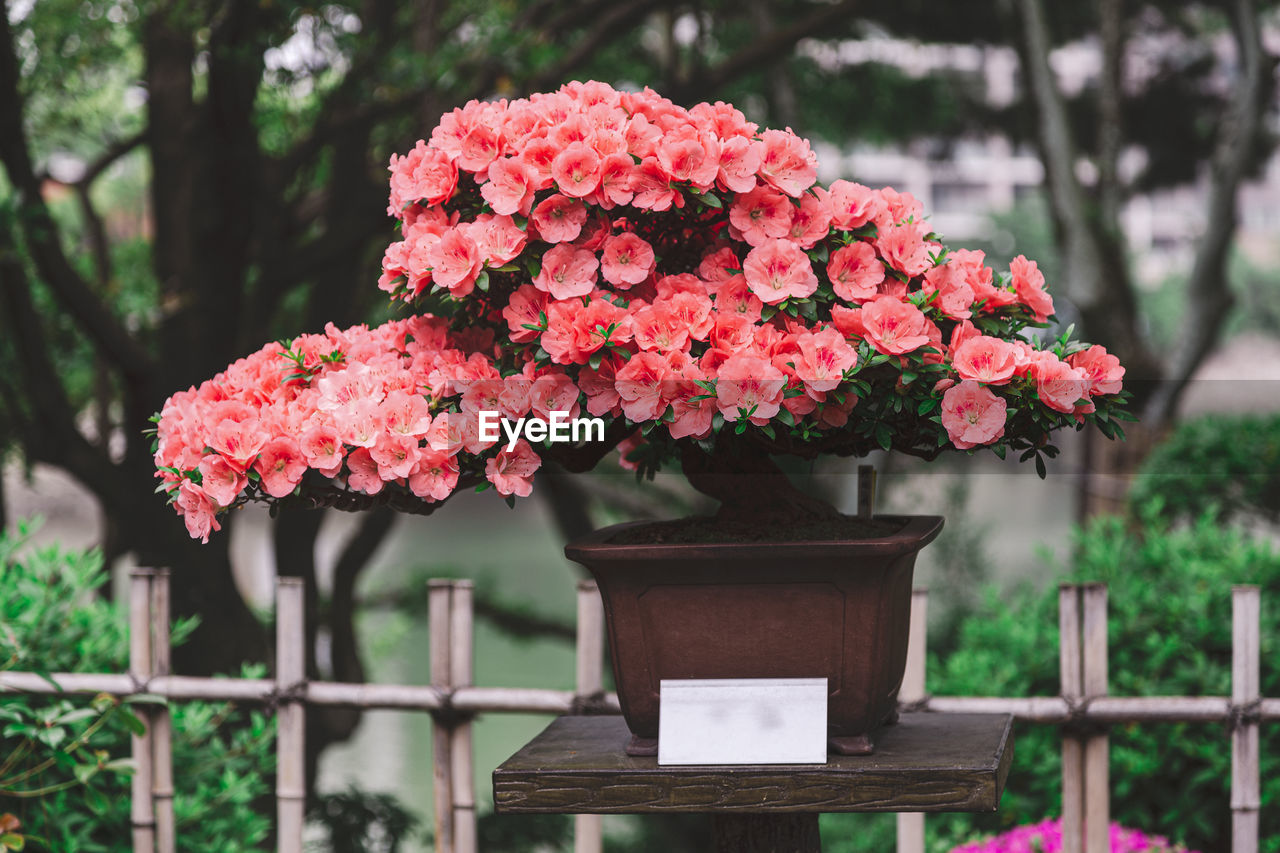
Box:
564;514;944;562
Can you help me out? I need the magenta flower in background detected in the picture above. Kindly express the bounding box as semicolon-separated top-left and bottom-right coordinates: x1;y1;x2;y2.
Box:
949;818;1196;853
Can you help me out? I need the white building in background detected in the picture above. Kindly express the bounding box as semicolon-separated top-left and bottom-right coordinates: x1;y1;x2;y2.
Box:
805;33;1280;285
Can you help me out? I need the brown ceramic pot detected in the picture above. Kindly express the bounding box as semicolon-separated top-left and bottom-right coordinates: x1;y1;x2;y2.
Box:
564;514;944;755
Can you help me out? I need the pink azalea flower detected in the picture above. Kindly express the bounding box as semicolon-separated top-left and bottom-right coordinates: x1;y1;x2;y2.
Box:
941;381;1007;449
299;423;346;476
597;152;637;207
614;351;673;422
716;353;786;424
517;136;559;190
425;228;482;295
552;142;602;198
756;128;817;197
579;359;622;417
208;417;269;473
922;262;975;319
877;187;923;227
656;125;720;187
176;480;221;544
503;284;550;344
631;157;681;211
632;304;691;353
485;440;541;497
743;239;819;304
951;336;1018;385
370;432;421;480
1030;353;1090;414
408;450;459;502
710;275;764;323
533;245;599;300
457;122;502;173
529;372;582;421
255;436;308;498
825;180;886;231
345;447;384;495
387;141;457;213
531;194;588;243
717;135;763;194
1068;345;1125;396
197;455;247;507
1011;254;1055;322
859;295;931;355
600;233;655;287
877;221;935;278
468;214;527;267
787;193;833;249
481;158;534;216
793;327;858;394
827;241;885;303
729;186;793;247
699;246;743;284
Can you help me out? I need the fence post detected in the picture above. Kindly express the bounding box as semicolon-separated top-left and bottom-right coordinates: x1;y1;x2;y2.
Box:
450;582;477;853
1059;584;1084;853
896;587;929;853
575;580;606;853
1232;586;1260;853
429;580;456;853
276;578;306;853
1081;584;1110;853
150;569;176;853
130;568;156;853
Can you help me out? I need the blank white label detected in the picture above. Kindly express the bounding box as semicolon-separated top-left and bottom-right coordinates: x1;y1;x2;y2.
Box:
657;678;828;765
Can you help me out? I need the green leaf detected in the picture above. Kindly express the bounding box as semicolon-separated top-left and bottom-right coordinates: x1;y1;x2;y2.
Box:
118;709;146;737
1;833;25;850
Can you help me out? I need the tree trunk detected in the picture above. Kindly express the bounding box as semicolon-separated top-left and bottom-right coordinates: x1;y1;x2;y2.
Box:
681;437;839;526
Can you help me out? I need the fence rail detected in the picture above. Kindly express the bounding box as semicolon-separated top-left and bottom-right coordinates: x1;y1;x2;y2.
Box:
0;572;1268;853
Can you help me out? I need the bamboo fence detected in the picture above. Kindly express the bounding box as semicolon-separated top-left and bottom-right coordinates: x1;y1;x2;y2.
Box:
0;571;1270;853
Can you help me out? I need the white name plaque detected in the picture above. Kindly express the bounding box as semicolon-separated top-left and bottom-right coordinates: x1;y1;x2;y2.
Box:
657;677;828;765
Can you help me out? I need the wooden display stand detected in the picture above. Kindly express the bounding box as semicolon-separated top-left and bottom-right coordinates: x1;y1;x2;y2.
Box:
493;713;1014;852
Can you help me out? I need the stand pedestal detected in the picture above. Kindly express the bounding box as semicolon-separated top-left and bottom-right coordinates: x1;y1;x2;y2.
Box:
493;713;1014;852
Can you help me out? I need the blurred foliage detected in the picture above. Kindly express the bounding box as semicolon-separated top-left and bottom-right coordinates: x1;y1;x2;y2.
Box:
915;509;1279;853
0;521;275;851
307;786;420;853
476;812;571;852
1130;413;1280;526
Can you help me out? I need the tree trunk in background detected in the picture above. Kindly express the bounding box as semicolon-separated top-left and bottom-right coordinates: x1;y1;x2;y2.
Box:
1012;0;1268;519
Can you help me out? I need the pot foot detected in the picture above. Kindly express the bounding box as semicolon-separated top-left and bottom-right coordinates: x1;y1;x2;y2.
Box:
828;733;876;755
625;736;658;757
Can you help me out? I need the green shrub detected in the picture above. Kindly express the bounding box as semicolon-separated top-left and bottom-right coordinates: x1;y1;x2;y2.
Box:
1129;413;1280;525
919;508;1280;852
0;521;274;852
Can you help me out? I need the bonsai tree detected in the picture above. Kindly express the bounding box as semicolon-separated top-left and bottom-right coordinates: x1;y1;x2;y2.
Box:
152;81;1129;539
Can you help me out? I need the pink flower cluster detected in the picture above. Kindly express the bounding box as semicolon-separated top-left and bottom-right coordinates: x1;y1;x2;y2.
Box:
156;81;1130;538
154;318;554;541
950;818;1195;853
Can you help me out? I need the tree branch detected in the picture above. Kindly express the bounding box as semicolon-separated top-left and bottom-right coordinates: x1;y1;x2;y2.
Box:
670;0;861;104
1011;0;1108;307
528;0;670;93
79;132;146;189
1143;0;1269;425
0;231;120;502
1096;0;1124;229
0;12;153;379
